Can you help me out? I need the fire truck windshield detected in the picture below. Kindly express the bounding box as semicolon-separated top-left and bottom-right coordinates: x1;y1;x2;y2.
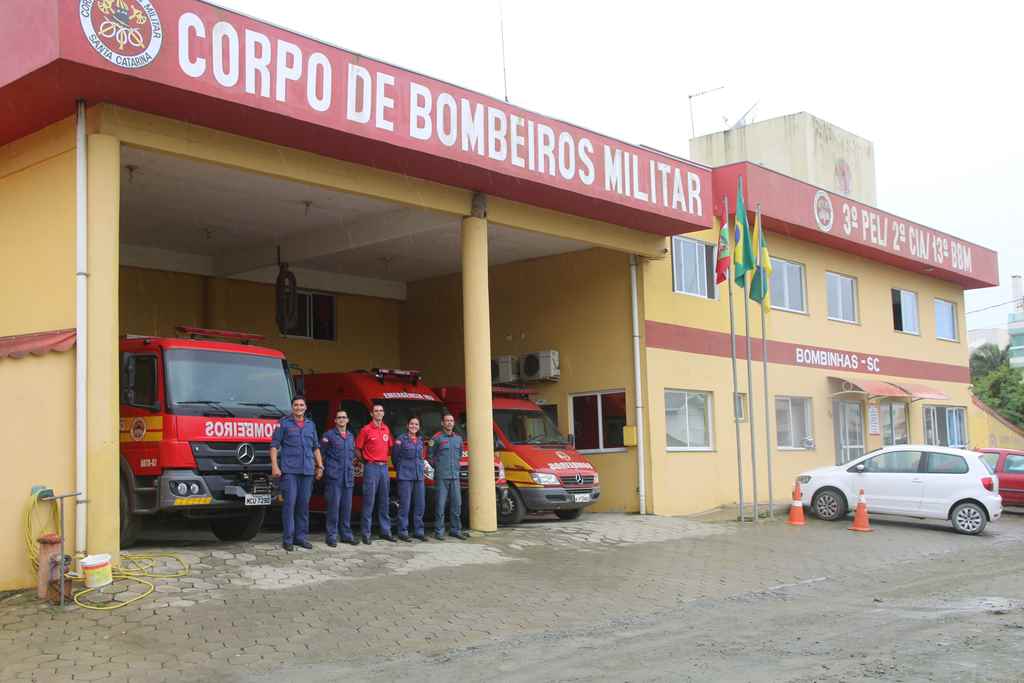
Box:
381;399;445;438
494;409;568;446
165;349;292;418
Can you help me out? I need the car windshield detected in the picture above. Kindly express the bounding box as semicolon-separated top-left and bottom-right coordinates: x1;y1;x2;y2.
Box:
381;399;445;437
494;408;568;445
165;349;292;418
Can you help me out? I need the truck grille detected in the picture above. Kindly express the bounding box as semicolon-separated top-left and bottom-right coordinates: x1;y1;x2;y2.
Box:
559;474;595;488
191;441;271;473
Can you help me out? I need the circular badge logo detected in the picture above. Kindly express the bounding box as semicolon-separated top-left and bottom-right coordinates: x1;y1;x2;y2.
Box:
813;190;834;233
236;443;256;465
80;0;163;70
130;417;147;441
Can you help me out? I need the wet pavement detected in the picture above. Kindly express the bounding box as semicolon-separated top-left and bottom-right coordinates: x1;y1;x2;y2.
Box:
2;510;1023;681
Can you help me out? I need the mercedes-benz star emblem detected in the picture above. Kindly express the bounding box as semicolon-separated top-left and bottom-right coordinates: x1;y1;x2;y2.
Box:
236;443;256;465
574;472;583;485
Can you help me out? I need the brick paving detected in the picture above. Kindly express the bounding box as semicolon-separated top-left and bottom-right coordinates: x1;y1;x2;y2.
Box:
2;512;1022;681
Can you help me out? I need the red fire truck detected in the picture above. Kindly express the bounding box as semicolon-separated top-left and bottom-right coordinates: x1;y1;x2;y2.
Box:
119;327;293;546
302;369;509;526
436;386;599;524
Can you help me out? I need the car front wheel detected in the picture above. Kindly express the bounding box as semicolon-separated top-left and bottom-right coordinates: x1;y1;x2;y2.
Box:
811;488;847;521
950;502;987;535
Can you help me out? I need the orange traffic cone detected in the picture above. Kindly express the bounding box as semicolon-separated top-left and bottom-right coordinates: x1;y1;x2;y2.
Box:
787;482;806;526
848;489;873;532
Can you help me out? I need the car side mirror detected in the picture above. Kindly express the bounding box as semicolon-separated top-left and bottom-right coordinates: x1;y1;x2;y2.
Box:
854;464;865;473
494;436;503;451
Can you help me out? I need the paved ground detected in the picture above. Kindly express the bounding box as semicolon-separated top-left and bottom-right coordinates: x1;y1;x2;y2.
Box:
2;509;1023;682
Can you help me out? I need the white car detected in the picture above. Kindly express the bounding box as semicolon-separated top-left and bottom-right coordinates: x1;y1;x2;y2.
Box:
797;445;1002;535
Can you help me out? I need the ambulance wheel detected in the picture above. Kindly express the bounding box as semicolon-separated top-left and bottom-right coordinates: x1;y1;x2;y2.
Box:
555;509;583;521
210;508;266;542
498;487;526;526
119;480;140;548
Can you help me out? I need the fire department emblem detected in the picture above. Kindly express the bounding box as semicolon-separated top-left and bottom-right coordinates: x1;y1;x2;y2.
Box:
79;0;163;70
130;417;147;441
813;190;834;233
555;451;571;461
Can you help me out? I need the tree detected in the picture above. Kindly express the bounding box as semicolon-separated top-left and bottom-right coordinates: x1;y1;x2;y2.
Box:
970;343;1009;382
974;365;1024;427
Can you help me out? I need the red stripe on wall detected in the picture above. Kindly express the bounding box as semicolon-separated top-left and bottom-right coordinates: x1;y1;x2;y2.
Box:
644;320;970;384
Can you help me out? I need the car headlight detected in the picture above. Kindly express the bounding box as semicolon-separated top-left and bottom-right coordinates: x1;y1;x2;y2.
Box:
189;482;201;495
796;475;812;484
174;482;189;496
531;472;560;486
592;471;600;484
497;462;506;479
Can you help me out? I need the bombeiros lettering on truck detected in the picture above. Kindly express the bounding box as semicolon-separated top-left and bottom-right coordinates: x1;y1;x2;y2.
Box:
119;326;295;547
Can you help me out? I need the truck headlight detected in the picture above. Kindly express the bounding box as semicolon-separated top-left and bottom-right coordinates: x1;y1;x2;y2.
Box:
592;471;600;484
189;482;201;495
531;472;560;486
797;475;812;484
175;482;189;496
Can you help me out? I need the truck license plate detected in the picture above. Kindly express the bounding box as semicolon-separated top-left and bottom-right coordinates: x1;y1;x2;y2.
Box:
245;494;272;506
573;493;590;503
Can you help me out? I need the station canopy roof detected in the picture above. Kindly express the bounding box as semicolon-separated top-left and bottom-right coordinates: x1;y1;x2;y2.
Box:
0;0;998;288
830;376;950;402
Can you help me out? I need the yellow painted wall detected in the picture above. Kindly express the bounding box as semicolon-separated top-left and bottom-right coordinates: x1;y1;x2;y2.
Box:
969;397;1024;450
402;247;641;512
120;267;402;374
642;225;977;515
0;120;79;588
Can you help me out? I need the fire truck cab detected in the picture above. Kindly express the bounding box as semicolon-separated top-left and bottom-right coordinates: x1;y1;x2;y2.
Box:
302;369;508;526
119;327;293;546
436;386;599;524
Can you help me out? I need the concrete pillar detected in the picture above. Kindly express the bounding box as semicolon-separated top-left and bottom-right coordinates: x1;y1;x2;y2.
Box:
462;194;497;532
86;134;121;560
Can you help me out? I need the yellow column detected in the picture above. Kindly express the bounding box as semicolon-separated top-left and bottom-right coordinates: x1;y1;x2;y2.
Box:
462;194;497;532
86;134;121;560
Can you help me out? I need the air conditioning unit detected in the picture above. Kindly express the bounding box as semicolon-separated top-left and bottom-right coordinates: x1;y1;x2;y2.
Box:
491;355;520;384
520;350;560;381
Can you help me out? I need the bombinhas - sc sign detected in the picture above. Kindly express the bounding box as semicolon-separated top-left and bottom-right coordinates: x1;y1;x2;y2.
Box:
80;0;162;69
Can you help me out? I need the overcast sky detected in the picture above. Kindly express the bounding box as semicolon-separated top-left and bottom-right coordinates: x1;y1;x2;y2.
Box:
210;0;1023;331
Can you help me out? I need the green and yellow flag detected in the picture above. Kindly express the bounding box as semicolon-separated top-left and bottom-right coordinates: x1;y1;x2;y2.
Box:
732;177;755;288
749;208;772;309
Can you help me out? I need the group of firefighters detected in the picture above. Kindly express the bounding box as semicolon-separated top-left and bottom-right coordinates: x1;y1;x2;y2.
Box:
268;395;469;550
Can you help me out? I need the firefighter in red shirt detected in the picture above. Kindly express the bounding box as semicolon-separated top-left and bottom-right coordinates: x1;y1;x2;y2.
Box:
355;403;396;543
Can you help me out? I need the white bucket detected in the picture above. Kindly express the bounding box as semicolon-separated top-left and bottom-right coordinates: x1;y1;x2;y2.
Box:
80;553;112;588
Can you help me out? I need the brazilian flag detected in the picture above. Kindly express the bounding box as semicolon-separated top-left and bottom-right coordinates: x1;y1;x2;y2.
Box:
749;209;772;309
733;176;755;288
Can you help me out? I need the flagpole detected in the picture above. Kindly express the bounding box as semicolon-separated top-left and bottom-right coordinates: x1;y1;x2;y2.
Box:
724;195;746;522
757;204;774;520
743;264;758;521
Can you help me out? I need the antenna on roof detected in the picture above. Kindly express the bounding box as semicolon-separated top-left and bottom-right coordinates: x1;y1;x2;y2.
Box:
730;101;760;130
688;85;725;139
499;1;510;103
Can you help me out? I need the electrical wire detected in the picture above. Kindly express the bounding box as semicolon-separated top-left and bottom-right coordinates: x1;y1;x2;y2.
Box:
25;491;190;611
966;297;1024;315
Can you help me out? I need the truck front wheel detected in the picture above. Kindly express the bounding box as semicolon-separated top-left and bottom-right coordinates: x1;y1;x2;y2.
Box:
210;508;267;542
120;479;141;548
498;487;526;525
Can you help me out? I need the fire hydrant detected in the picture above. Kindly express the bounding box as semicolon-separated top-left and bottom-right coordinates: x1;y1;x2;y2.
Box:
36;532;61;600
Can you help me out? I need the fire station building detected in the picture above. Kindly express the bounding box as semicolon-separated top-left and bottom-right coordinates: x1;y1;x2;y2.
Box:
0;0;1002;589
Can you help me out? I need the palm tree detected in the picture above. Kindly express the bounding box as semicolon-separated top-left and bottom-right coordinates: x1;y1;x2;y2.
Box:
970;343;1009;382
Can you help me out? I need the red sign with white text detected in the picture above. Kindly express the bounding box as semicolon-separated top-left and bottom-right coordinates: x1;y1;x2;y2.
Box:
713;163;998;289
30;0;710;235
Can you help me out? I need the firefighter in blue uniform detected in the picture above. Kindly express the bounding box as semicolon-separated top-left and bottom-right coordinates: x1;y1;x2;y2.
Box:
429;413;468;540
320;408;358;547
270;395;323;551
391;416;428;542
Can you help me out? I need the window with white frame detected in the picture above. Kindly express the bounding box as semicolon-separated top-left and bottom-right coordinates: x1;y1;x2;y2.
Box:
571;390;626;451
891;288;919;334
923;405;967;447
935;299;958;341
826;272;858;323
880;401;909;445
665;390;713;450
671;236;717;299
775;396;813;449
283;290;336;341
769;258;806;313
